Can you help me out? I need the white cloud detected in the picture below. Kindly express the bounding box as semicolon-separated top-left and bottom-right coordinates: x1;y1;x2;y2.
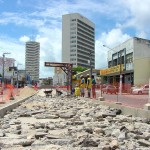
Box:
0;0;150;78
19;35;30;43
118;0;150;38
35;26;62;78
0;36;25;69
95;28;130;69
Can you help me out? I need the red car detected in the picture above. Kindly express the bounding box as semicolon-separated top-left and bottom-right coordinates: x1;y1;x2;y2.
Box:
102;85;117;94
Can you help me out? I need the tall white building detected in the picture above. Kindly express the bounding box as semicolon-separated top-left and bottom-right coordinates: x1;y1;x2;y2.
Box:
25;41;40;81
62;13;95;68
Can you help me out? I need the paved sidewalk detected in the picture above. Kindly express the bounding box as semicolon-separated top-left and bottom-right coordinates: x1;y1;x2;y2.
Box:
0;87;36;107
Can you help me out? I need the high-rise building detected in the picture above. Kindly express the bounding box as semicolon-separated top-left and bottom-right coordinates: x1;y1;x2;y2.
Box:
62;13;95;69
25;41;40;82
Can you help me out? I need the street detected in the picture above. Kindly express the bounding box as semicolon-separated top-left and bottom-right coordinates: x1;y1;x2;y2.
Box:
96;90;149;108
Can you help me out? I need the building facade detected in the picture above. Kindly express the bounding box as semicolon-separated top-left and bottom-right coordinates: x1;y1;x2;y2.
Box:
0;57;15;83
62;13;95;69
100;37;150;88
25;41;40;82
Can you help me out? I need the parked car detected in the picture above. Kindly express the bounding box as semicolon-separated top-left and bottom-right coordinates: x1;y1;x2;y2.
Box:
132;84;149;95
102;85;117;94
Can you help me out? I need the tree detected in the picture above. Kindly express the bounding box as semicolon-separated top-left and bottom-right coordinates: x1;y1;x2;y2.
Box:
72;66;87;73
0;74;2;77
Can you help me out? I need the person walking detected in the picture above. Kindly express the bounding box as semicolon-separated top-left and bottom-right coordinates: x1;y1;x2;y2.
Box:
80;75;85;97
92;75;96;99
86;74;92;98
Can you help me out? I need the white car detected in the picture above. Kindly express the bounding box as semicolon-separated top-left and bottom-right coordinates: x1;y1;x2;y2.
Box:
132;84;149;95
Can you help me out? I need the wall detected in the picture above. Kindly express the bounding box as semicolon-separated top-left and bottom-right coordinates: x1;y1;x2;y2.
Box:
134;38;150;85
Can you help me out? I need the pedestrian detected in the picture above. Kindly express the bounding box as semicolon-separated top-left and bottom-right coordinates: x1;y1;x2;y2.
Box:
75;84;80;97
92;75;96;99
80;75;85;97
86;74;92;98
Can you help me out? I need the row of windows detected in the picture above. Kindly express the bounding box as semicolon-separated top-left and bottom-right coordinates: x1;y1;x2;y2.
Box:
71;36;76;38
70;49;76;52
70;22;76;26
77;63;88;68
77;19;94;31
70;58;76;61
70;27;76;30
71;31;76;34
78;50;90;56
78;32;94;42
78;28;94;39
77;45;93;54
77;54;92;60
70;54;76;56
71;19;76;21
77;59;95;67
78;36;94;46
78;41;94;49
77;58;88;64
70;40;76;43
78;23;94;34
70;45;76;48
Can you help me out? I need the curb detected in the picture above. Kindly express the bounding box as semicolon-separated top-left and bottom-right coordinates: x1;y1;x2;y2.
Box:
0;92;37;118
96;100;150;119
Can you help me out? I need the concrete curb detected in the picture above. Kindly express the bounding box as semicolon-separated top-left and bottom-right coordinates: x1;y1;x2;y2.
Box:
97;100;150;119
0;92;37;118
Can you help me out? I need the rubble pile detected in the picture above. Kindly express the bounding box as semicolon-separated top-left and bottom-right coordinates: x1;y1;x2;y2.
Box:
0;90;150;149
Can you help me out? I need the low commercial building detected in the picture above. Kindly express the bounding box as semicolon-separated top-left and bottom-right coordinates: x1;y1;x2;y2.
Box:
0;57;15;84
100;37;150;91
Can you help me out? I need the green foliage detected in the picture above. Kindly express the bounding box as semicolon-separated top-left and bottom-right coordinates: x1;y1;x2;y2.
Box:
0;74;2;77
72;66;88;74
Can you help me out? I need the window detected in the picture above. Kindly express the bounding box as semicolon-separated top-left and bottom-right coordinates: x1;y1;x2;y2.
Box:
126;52;133;63
71;36;76;38
70;45;76;48
70;40;76;43
71;49;76;52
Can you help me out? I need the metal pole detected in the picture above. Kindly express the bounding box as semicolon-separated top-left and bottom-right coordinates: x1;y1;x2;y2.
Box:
2;54;5;89
119;51;122;95
148;78;150;103
90;51;92;78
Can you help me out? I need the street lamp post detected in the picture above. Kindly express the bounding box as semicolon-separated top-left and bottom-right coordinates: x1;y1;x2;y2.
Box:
119;51;122;95
103;45;122;95
16;63;22;92
148;78;150;104
89;51;93;78
2;52;11;89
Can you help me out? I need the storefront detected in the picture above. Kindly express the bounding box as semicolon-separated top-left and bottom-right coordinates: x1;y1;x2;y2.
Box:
100;65;134;92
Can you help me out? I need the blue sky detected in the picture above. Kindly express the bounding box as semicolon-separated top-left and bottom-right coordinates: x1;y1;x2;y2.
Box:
0;0;150;78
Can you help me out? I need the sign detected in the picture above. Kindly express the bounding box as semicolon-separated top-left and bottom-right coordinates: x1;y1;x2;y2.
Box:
100;65;124;75
9;67;17;71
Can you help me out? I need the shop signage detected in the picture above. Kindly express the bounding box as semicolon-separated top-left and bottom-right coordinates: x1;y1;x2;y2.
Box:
100;65;124;75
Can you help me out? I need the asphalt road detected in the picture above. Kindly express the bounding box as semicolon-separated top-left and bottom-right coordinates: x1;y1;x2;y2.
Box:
96;90;149;108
